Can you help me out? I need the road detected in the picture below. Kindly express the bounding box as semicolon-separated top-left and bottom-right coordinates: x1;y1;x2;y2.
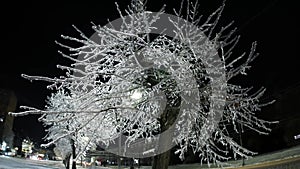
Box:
0;155;62;169
0;155;112;169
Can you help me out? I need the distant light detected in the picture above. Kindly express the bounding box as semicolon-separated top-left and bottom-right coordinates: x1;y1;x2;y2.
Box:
294;134;300;140
1;141;7;151
134;159;139;164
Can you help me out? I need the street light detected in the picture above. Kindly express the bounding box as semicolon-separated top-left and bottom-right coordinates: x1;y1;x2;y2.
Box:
131;90;143;100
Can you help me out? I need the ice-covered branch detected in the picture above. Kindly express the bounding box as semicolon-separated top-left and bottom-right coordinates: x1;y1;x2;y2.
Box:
11;0;276;167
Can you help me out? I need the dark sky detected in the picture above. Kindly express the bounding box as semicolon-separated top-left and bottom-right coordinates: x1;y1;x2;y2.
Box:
0;0;299;150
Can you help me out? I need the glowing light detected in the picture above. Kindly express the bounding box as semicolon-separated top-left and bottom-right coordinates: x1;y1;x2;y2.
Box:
131;90;142;100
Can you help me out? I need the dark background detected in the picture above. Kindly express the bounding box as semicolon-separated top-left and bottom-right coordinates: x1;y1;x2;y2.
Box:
0;0;299;154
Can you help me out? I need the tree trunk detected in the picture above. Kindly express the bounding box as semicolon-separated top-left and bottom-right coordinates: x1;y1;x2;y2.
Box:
140;68;181;169
152;107;180;169
71;139;77;169
152;150;171;169
63;154;71;169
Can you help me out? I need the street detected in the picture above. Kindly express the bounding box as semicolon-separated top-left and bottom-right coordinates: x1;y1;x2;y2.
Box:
0;155;113;169
0;155;62;169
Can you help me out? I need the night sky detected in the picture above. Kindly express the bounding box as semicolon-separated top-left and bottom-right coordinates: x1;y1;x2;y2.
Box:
0;0;299;152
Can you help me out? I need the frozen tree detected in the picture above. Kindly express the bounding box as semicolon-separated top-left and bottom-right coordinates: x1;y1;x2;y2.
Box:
53;138;72;169
41;90;79;169
41;90;100;169
10;0;276;169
